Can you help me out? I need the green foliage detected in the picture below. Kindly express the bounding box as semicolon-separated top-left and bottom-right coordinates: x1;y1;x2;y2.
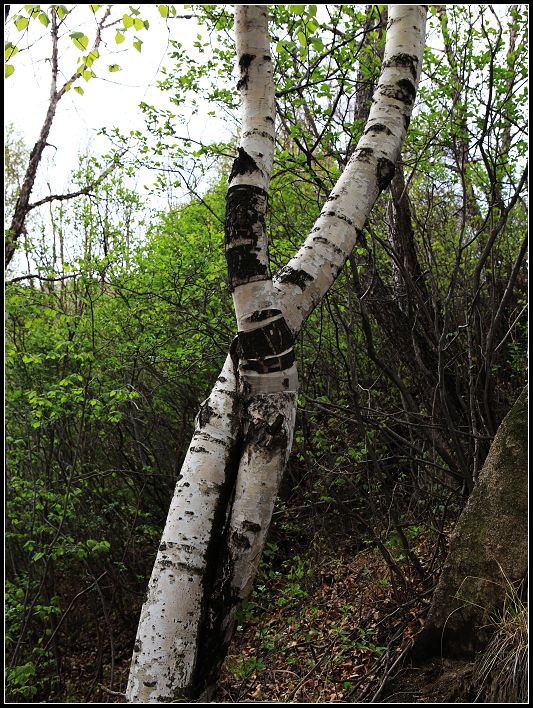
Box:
5;3;528;700
5;155;234;700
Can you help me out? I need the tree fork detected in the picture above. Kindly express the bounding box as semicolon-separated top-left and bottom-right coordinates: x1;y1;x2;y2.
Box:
126;5;427;702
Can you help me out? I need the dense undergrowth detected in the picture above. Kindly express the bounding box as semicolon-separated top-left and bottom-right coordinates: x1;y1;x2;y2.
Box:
5;4;528;702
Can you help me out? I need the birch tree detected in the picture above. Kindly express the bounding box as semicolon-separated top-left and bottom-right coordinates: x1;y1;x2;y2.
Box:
126;4;428;702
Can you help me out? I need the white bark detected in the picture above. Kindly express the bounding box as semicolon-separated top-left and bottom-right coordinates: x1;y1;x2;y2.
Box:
217;3;299;674
228;5;298;394
126;354;239;702
273;5;427;335
126;5;427;702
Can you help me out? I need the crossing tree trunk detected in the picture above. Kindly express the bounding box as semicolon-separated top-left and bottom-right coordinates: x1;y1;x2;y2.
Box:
126;5;427;702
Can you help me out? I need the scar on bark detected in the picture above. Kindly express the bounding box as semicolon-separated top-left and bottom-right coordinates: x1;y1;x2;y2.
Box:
199;400;217;427
355;147;374;163
365;123;392;136
383;53;419;80
237;52;256;90
380;79;416;106
377;157;396;192
225;246;269;289
276;265;313;292
228;148;259;182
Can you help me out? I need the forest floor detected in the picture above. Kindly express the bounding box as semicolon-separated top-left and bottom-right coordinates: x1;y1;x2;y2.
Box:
58;518;484;704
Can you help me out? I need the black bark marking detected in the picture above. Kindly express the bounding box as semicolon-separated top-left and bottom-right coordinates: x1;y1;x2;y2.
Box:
365;122;393;136
322;210;355;227
199;400;216;428
268;414;284;436
377;157;396;192
249;308;282;322
225;246;268;288
238;318;294;359
239;53;255;70
397;78;416;103
228;148;260;183
383;52;419;80
245;412;289;452
242;129;275;143
242;520;262;533
355;146;374;163
265;115;274;123
380;80;416;105
312;235;343;255
190;446;209;454
237;53;256;91
225;184;270;289
404;115;411;130
241;350;295;374
276;265;313;292
232;532;251;549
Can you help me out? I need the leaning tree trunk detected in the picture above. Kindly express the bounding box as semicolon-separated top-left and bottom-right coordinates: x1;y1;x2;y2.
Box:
126;5;427;702
415;386;528;658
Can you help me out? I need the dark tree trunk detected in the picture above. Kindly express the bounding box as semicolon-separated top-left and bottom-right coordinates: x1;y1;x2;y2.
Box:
415;386;528;657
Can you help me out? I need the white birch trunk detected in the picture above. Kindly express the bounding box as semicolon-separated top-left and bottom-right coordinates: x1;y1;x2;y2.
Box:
206;6;299;687
273;5;427;335
126;5;427;702
125;354;240;702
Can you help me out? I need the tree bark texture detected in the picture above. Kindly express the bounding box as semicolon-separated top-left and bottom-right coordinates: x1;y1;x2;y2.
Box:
415;386;528;658
126;5;427;702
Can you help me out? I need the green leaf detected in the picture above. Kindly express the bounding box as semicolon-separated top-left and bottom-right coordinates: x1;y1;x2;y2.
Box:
5;42;18;61
108;63;121;72
15;16;29;31
159;4;169;17
73;85;84;95
115;31;125;44
133;17;145;30
25;5;41;18
89;4;102;12
290;4;305;16
122;14;134;28
297;31;307;48
33;552;45;561
5;64;14;78
133;38;143;52
70;32;89;51
56;5;68;20
82;70;94;82
38;11;49;26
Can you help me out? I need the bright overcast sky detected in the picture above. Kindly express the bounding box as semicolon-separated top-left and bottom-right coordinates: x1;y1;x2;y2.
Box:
4;4;231;199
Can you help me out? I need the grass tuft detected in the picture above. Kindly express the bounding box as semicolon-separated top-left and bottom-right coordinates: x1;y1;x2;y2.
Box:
473;571;528;703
